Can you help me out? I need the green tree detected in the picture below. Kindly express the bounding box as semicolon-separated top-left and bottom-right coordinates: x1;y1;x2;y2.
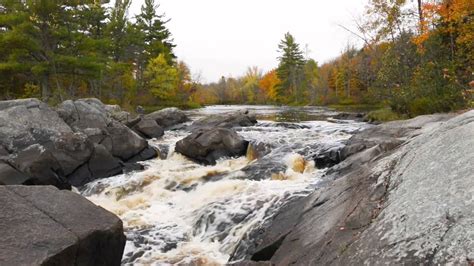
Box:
144;54;178;103
304;59;320;104
276;32;306;103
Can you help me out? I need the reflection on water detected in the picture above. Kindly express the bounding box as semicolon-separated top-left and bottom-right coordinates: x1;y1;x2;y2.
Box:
186;105;340;122
81;105;368;265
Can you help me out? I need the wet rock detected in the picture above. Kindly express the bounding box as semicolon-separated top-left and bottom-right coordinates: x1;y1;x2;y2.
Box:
122;163;145;173
246;142;272;161
231;111;474;265
127;146;158;163
313;146;344;169
0;185;126;265
144;107;189;129
133;118;165;139
332;112;365;121
175;128;249;165
240;155;287;181
190;112;257;130
274;122;310;129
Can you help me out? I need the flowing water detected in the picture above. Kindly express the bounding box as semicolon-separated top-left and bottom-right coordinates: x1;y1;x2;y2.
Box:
80;105;369;265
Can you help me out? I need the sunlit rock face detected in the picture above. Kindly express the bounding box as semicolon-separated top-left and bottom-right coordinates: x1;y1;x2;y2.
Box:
81;105;369;265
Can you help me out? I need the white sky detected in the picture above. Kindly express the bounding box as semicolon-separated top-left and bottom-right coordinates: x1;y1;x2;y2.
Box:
129;0;368;83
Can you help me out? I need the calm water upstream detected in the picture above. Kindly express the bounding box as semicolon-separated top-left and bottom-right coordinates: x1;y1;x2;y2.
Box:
80;105;369;265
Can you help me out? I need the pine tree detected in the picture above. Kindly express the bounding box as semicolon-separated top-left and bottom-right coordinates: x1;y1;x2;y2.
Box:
136;0;176;65
276;32;306;103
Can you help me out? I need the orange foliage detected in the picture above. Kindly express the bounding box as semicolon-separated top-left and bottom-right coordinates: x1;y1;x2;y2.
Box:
259;70;280;102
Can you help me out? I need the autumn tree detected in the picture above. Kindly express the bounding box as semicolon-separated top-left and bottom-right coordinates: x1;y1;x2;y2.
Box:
259;70;280;103
144;54;178;103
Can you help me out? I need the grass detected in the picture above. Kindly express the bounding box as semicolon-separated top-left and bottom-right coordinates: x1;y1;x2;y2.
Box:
365;107;407;122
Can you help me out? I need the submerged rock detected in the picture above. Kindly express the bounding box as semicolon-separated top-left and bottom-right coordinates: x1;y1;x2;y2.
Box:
0;185;125;265
231;111;474;265
175;128;249;165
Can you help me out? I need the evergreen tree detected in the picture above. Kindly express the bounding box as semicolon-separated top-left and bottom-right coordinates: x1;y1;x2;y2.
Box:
136;0;176;66
276;32;306;103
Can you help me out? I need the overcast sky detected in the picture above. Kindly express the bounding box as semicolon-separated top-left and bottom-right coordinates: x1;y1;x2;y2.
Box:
129;0;368;83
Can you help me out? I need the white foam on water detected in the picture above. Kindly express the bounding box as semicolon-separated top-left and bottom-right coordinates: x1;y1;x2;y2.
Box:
81;106;369;265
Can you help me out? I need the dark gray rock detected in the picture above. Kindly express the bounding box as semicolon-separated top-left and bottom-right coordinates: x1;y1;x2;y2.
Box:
0;185;126;265
144;107;189;129
8;144;71;190
175;128;249;165
190;112;257;130
246;141;272;161
0;162;30;185
127;146;158;163
231;111;474;265
0;98;155;188
133;118;165;139
57;99;148;161
89;144;122;177
332;112;365;121
106;120;147;161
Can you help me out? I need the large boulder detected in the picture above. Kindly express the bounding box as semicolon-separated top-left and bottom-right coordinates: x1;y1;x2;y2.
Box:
231;111;474;265
133;118;165;139
57;99;148;161
0;98;155;189
190;111;257;130
175;128;249;165
144;107;189;129
0;99;88;188
0;185;126;265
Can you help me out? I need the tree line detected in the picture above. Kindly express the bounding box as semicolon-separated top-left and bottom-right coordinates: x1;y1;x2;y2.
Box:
1;0;472;118
0;0;197;109
198;0;473;117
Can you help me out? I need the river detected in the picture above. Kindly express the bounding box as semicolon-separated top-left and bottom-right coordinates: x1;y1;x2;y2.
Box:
80;105;369;265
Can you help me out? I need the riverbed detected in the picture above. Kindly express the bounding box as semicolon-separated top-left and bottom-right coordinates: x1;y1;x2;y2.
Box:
80;105;369;265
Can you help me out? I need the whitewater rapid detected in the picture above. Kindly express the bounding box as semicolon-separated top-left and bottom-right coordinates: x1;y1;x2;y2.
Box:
80;106;368;265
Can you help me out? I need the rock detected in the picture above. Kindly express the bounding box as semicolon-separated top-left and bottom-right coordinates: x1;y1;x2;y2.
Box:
175;128;249;165
0;98;155;188
127;146;158;163
122;163;145;173
57;99;148;161
332;112;365;121
133;118;165;139
104;104;134;124
231;111;474;265
144;107;189;129
68;144;123;187
8;144;71;190
190;112;257;130
313;146;343;169
0;162;30;185
0;185;126;265
106;120;148;161
246;142;272;161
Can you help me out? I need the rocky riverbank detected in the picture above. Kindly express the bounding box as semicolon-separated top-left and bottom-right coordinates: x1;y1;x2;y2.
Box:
0;98;189;189
230;110;474;265
1;100;472;265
